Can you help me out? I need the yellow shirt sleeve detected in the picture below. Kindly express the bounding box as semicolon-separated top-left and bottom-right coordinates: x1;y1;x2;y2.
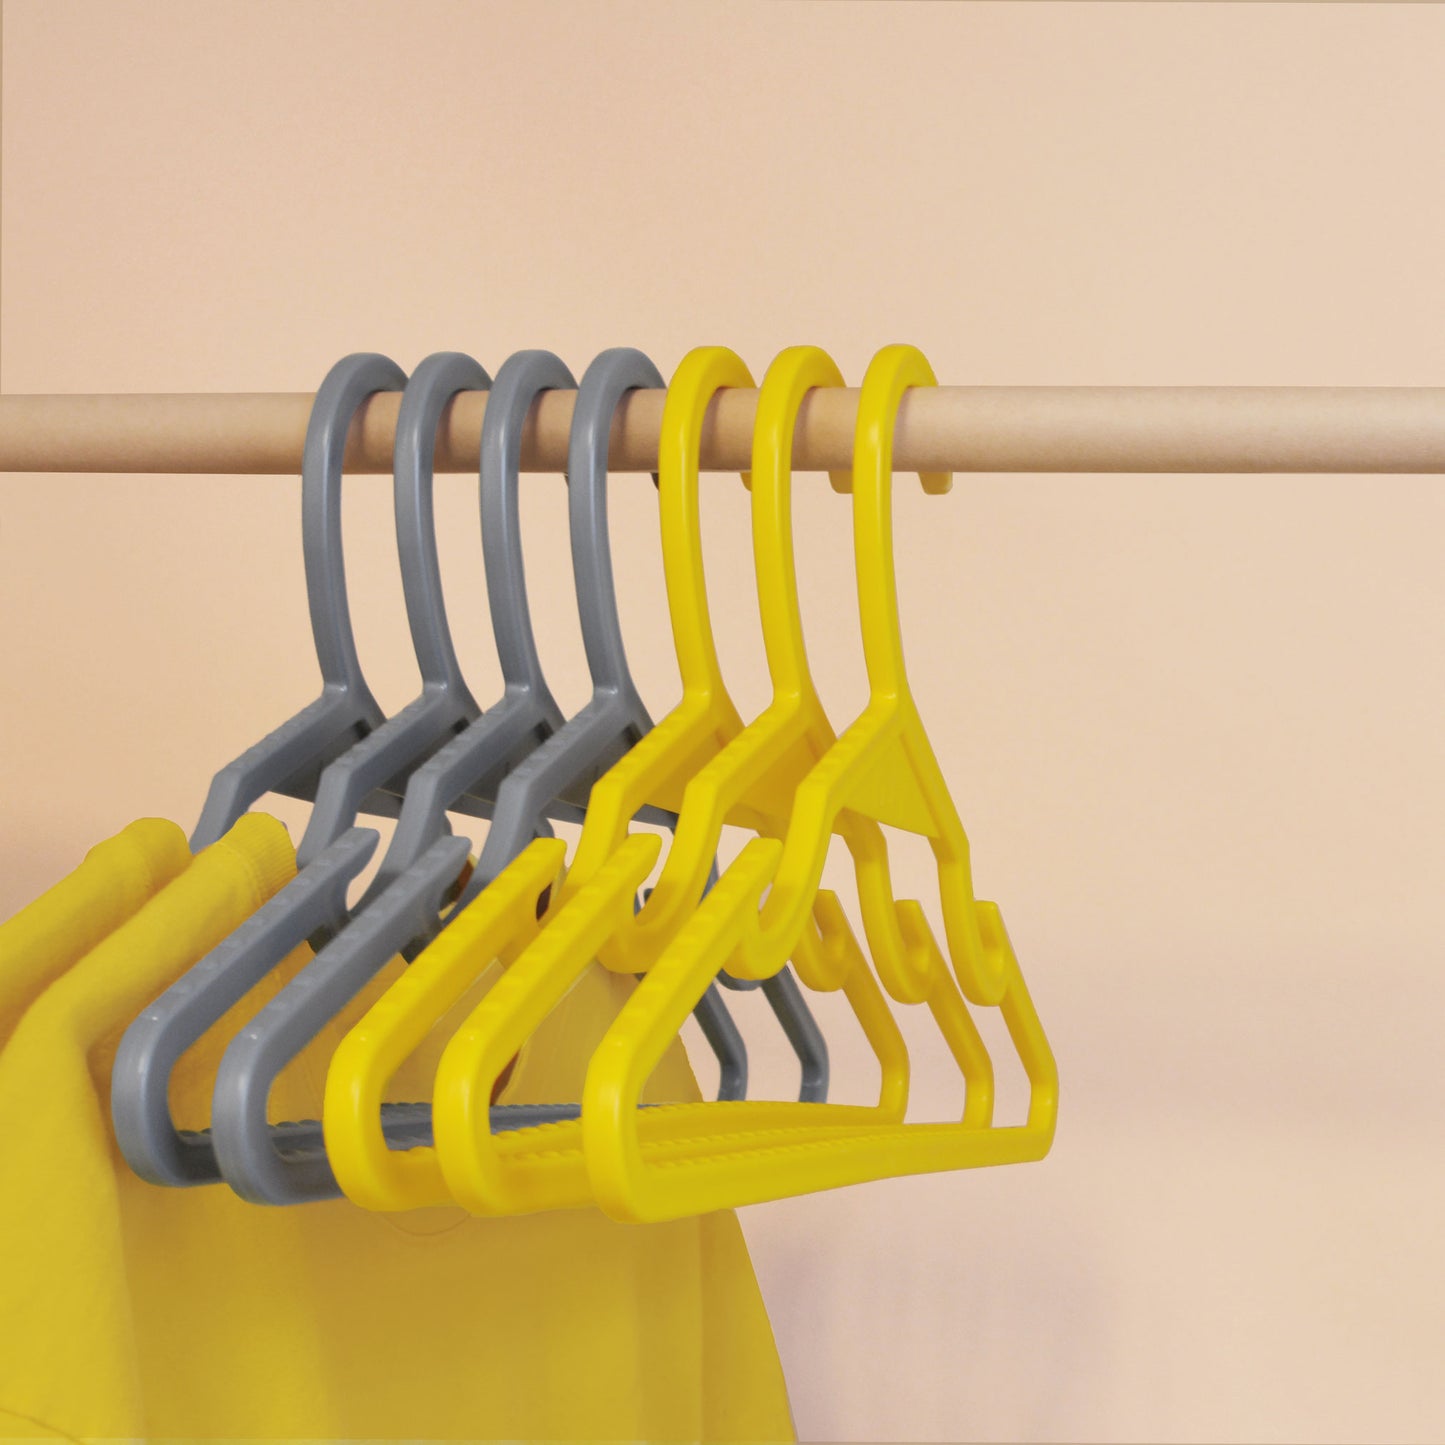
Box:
0;818;190;1049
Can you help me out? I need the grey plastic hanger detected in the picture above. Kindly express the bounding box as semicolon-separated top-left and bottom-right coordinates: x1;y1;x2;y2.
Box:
204;350;746;1205
190;353;405;852
111;353;514;1186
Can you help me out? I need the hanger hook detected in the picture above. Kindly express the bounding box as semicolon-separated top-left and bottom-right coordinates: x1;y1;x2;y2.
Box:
853;344;952;702
479;350;577;691
392;351;492;688
303;352;408;699
567;347;665;695
659;346;755;697
751;345;847;700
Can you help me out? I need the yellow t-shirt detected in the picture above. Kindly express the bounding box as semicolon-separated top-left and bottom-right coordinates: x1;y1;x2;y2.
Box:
0;815;794;1443
0;818;190;1049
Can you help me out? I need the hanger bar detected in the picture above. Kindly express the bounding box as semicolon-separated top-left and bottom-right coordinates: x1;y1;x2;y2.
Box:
1;387;1444;475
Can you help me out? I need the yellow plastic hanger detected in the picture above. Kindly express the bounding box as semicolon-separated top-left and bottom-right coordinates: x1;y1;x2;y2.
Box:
568;344;1058;1221
323;347;866;1212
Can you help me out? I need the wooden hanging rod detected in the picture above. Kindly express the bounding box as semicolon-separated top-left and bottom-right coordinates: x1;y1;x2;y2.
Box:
1;387;1444;475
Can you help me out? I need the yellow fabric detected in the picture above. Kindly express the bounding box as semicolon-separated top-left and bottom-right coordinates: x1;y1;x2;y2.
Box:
0;815;795;1443
0;818;191;1050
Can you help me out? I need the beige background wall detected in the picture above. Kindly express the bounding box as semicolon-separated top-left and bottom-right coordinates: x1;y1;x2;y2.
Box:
2;3;1442;1441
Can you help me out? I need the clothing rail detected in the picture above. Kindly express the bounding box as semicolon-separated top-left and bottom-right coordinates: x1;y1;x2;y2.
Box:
1;388;1443;475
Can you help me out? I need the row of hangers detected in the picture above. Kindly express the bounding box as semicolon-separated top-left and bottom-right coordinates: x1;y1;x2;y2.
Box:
109;342;1057;1223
